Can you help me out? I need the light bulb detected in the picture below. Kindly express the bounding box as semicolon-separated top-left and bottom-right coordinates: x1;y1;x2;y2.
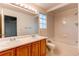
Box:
62;20;67;24
19;4;24;7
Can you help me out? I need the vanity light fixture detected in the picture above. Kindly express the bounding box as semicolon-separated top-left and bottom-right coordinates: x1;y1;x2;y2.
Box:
10;3;39;14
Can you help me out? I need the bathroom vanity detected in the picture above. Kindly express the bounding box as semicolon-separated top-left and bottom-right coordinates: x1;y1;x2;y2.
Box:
0;6;47;56
0;12;47;56
0;35;47;56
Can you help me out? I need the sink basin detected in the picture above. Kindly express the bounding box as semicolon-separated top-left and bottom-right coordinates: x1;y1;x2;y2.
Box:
0;41;10;47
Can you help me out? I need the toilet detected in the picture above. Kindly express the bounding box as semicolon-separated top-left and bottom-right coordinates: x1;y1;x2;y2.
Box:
46;39;56;56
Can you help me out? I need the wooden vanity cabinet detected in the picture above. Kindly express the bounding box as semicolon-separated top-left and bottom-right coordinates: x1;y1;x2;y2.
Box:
31;39;46;56
0;39;46;56
31;41;40;56
16;44;31;56
0;49;15;56
40;39;46;56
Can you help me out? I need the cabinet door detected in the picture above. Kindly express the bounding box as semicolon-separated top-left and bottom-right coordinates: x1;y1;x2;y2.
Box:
0;49;15;56
31;41;40;56
40;39;46;56
16;44;31;56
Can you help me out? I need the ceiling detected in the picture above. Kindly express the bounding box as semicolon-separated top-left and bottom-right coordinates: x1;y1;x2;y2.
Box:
33;3;61;10
0;3;70;15
28;3;69;12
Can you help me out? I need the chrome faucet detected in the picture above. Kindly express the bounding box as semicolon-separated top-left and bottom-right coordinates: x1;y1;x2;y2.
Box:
9;37;16;41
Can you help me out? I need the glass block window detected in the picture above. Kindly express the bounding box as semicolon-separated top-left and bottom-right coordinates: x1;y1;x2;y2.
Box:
39;14;47;29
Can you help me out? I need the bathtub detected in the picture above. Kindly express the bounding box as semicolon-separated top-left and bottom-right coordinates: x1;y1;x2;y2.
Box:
47;38;78;56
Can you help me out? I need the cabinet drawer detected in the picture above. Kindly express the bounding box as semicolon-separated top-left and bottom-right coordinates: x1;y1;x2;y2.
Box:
0;49;15;56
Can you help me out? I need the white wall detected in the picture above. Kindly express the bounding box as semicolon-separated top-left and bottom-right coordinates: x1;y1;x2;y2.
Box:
0;7;38;36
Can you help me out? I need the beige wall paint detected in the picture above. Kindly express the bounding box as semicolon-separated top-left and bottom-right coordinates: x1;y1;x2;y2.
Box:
47;12;54;38
0;15;2;38
39;29;47;36
78;4;79;54
0;7;38;37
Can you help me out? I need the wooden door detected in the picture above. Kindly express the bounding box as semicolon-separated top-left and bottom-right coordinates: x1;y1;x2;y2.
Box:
16;44;31;56
40;39;46;56
31;41;40;56
0;49;15;56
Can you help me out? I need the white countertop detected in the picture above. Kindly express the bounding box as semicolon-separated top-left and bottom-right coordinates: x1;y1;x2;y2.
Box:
0;35;47;52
